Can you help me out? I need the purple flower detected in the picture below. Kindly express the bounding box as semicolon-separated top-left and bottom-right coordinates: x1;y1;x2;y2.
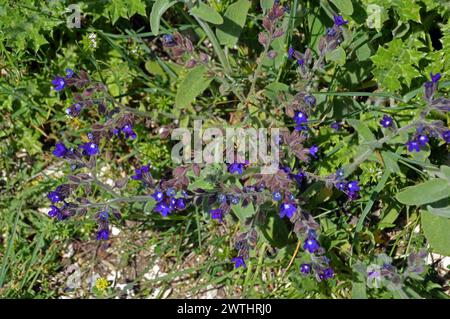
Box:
272;191;282;201
80;142;99;156
131;165;150;180
217;193;227;203
162;34;176;47
152;190;164;202
430;72;441;83
336;168;345;180
406;140;421;152
304;95;316;107
47;191;63;203
175;198;186;210
347;181;360;193
97;228;109;241
308;145;319;158
279;202;296;218
442;130;450;143
297;58;305;66
65;68;74;78
154;202;172;217
331;122;341;131
53;142;68;158
292;171;304;185
319;267;334;280
209;208;223;222
303;236;320;253
336;181;346;191
166;187;176;197
417;134;429;146
293;111;308;125
300;263;311;274
228;162;245;175
98;211;109;221
229;195;240;205
52;76;66;91
48;205;61;218
380;115;393;128
333;15;348;27
231;256;246;269
121;124;137;140
288;46;294;59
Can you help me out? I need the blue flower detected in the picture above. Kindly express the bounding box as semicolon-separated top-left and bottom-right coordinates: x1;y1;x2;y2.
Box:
442;130;450;143
209;208;223;222
272;191;282;201
98;211;109;221
217;193;227;203
430;72;441;83
300;263;311;274
417;134;429;146
175;198;186;210
331;122;341;131
166;187;176;197
288;46;294;59
304;95;316;107
229;195;240;205
347;181;360;193
279;202;296;218
97;228;109;241
48;191;63;203
336;181;346;191
231;256;246;269
121;124;137;140
333;15;348;27
228;162;245;174
53;142;68;158
152;191;164;202
80;142;99;156
52;76;66;91
319;267;334;280
303;236;320;253
297;58;305;66
308;145;319;158
162;34;176;47
293;111;308;125
65;68;74;78
131;165;150;180
154;202;172;217
48;205;61;219
406;140;421;152
336;168;345;180
380;115;393;128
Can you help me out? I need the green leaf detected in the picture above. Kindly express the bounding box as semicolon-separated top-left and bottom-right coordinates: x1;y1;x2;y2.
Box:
330;0;354;15
325;46;346;66
150;0;177;35
260;0;274;10
395;179;450;206
365;4;389;32
347;119;376;142
190;2;223;25
371;38;424;91
216;0;251;47
231;202;255;225
391;0;421;22
421;210;450;256
426;205;450;218
175;65;213;109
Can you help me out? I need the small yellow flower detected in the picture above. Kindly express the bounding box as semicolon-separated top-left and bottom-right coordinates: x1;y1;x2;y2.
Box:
94;277;109;292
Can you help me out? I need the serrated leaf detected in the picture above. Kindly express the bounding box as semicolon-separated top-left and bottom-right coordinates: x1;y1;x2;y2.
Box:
331;0;354;15
421;210;450;256
175;65;213;109
150;0;177;35
216;0;251;47
190;2;223;25
371;38;424;91
396;179;450;206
